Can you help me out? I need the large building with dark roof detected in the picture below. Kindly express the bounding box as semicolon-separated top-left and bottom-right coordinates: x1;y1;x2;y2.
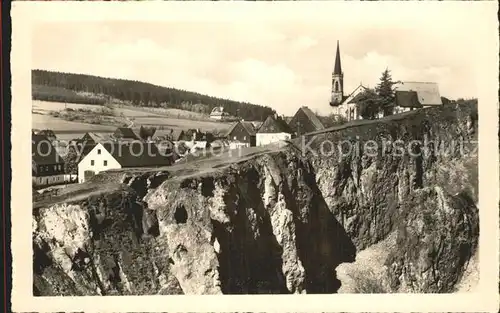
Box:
32;133;66;187
393;81;443;114
288;106;325;136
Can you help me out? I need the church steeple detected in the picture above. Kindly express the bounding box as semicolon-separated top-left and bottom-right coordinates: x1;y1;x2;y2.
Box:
330;40;344;106
333;40;342;75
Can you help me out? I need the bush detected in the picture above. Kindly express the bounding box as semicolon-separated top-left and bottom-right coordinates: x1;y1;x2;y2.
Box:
318;113;348;128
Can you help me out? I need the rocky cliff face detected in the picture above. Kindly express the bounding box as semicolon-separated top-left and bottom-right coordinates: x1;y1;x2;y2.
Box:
33;102;479;295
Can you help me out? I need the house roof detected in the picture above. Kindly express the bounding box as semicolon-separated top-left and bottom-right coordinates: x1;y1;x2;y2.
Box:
99;142;172;168
115;127;140;140
258;115;293;134
394;82;442;106
296;106;325;131
83;132;112;143
395;91;423;108
32;134;64;165
250;121;263;130
151;129;173;141
226;120;257;137
74;142;97;163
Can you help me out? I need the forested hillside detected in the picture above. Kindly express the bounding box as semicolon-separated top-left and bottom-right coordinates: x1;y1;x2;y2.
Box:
32;69;276;121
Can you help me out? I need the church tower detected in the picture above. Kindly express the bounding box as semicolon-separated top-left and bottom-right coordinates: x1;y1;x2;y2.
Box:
330;40;344;106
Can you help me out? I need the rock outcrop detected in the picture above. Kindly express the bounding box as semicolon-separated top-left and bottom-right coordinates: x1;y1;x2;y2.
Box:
33;102;479;295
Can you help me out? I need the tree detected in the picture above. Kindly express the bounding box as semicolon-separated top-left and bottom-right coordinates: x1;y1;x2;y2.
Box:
318;113;348;128
63;145;79;175
357;88;383;120
139;126;156;141
375;68;399;116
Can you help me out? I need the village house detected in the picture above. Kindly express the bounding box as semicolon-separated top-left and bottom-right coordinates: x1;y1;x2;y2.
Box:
226;120;257;149
288;106;325;136
77;142;173;183
32;133;66;187
112;127;141;141
80;132;113;145
250;121;263;130
210;106;229;120
256;115;293;146
177;129;213;151
69;132;113;164
392;82;443;114
35;129;58;144
150;129;172;142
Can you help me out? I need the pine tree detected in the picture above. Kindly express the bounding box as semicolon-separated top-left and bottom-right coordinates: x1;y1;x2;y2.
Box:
375;68;398;116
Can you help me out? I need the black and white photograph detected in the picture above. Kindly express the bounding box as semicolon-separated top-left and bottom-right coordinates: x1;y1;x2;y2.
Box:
9;0;499;312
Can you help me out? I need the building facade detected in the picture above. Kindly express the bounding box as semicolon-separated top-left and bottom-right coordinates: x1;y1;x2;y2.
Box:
256;115;293;146
226;120;257;149
78;142;173;183
392;81;443;112
77;143;121;183
288;106;325;136
32;133;66;187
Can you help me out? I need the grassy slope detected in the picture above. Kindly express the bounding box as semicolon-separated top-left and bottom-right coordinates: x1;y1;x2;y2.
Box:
33;97;233;135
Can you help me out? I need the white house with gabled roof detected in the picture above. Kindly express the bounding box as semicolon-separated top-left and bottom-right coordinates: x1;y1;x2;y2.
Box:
77;142;174;183
256;115;293;147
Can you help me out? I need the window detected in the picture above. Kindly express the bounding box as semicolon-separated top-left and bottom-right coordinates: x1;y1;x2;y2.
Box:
91;160;95;166
335;81;339;92
103;160;108;166
97;149;101;155
243;136;247;140
54;165;57;171
233;136;237;140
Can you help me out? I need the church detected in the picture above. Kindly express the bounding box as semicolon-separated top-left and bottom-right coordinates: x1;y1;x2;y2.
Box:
328;41;368;121
329;41;443;121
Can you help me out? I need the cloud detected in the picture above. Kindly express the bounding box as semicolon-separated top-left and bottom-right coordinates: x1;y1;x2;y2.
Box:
293;36;318;51
32;14;483;116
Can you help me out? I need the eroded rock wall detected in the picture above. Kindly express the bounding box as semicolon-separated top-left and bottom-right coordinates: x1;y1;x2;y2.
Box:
33;102;479;295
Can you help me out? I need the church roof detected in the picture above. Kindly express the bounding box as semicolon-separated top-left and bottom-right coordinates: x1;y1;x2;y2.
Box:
343;84;368;105
333;40;342;75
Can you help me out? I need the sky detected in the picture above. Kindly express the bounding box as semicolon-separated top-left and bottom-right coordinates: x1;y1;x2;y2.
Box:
31;3;488;116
